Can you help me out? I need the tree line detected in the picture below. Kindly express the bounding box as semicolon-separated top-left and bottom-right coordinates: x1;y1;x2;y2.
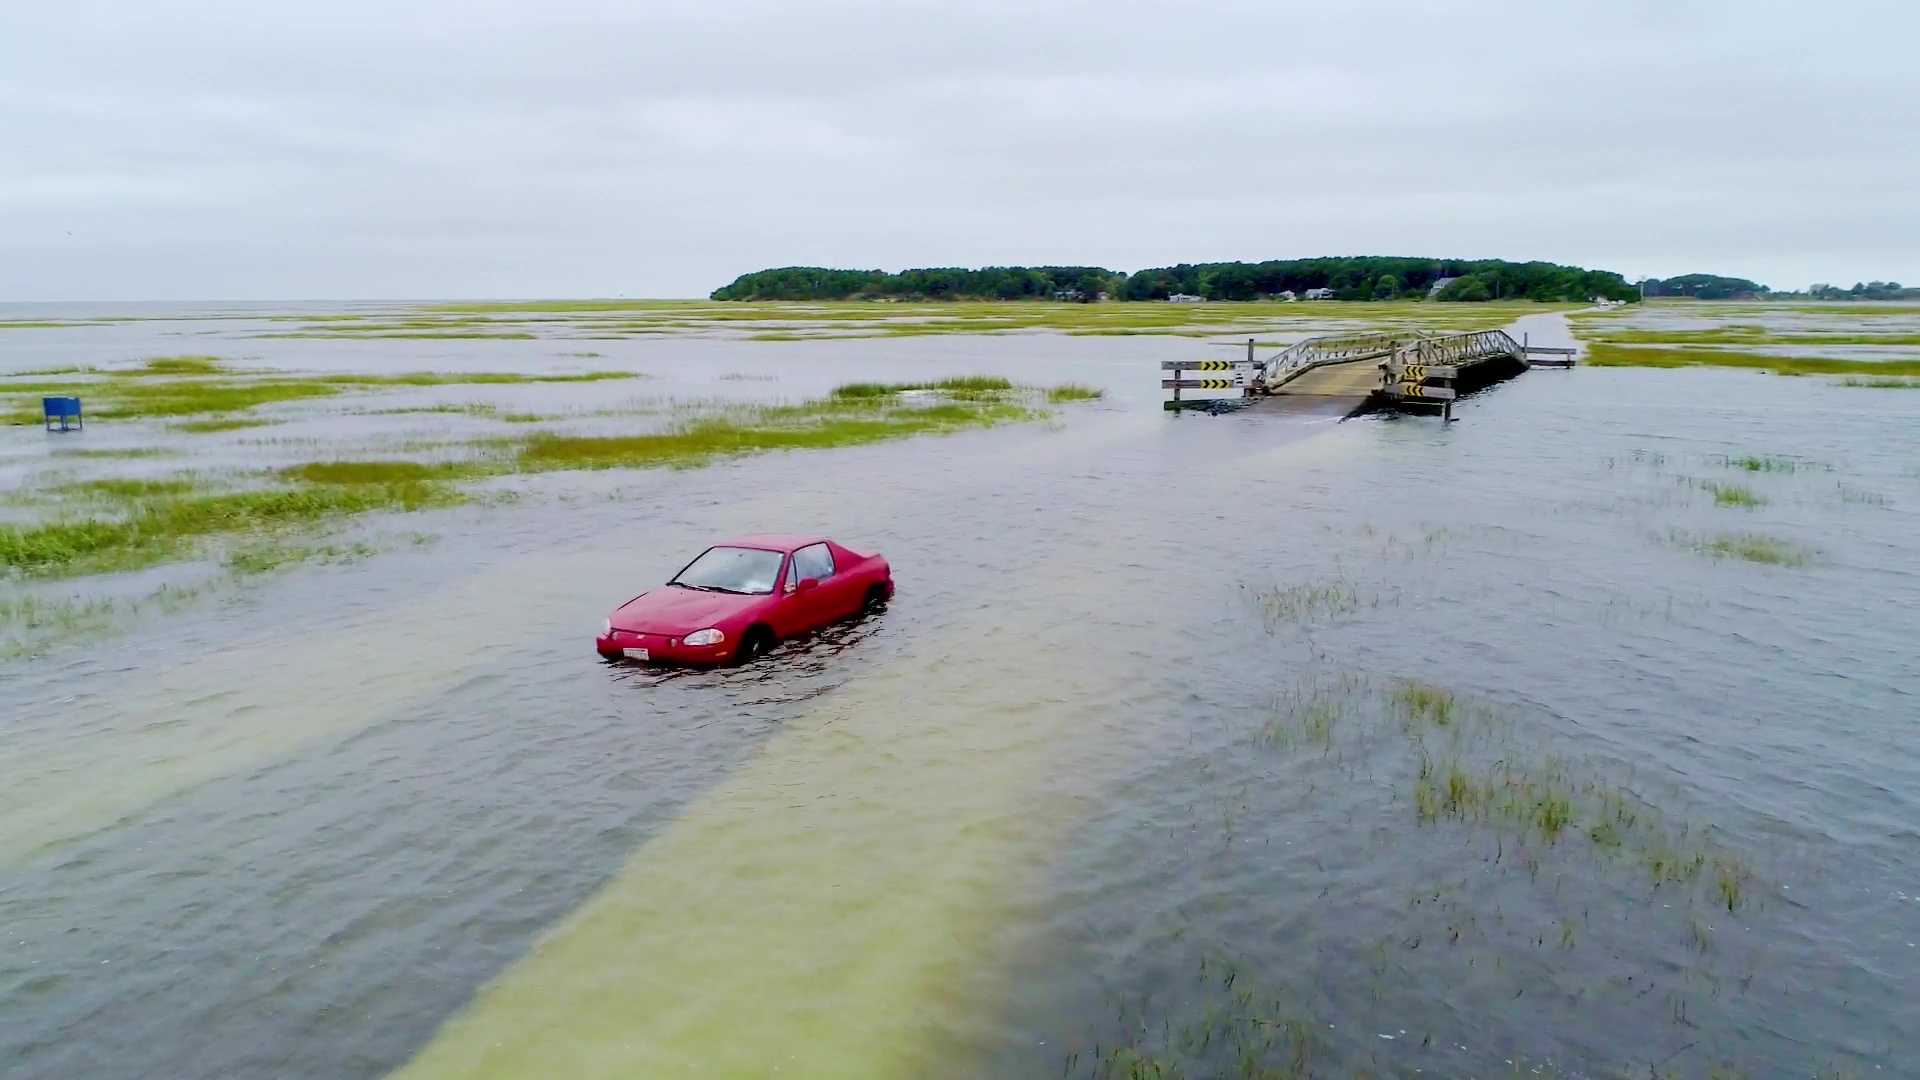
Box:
1635;274;1769;300
710;258;1642;303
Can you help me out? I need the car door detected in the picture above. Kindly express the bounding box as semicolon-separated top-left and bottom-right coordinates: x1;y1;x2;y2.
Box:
785;543;841;633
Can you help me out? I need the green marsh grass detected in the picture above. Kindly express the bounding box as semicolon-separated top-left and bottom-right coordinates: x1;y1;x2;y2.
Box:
0;483;459;577
1;584;210;659
2;368;641;423
172;417;280;433
226;540;378;575
1249;579;1363;625
1719;454;1815;473
1673;530;1813;567
830;375;1015;399
1835;376;1920;388
1046;383;1105;402
1701;481;1766;508
283;460;444;485
122;355;225;375
58;477;199;500
519;400;1031;471
63;447;175;459
1585;342;1920;377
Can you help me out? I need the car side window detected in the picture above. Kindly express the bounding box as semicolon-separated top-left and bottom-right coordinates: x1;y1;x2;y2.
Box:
791;543;835;583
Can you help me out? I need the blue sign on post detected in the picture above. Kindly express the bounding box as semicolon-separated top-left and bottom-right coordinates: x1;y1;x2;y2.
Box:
43;396;83;432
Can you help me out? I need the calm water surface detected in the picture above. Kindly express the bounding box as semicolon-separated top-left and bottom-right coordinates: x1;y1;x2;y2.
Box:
1;307;1917;1077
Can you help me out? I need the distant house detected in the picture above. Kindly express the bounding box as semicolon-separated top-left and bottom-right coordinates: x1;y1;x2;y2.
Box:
1427;277;1458;299
1166;293;1204;303
1052;288;1086;302
1303;288;1335;300
1275;290;1297;302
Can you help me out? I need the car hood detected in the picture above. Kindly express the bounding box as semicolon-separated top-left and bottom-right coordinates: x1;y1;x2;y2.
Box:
611;587;761;633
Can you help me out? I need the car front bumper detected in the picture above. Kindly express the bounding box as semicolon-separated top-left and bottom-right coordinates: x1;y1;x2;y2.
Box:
595;628;731;665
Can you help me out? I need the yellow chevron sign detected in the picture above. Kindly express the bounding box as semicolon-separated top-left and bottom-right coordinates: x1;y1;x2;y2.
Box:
1161;378;1238;390
1403;364;1428;380
1395;382;1456;400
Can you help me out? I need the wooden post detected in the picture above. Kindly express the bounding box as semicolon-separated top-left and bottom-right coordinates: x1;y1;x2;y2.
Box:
1246;338;1254;365
1173;363;1181;407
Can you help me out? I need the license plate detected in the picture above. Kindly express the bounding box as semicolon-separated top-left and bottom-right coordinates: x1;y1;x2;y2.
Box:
622;647;650;661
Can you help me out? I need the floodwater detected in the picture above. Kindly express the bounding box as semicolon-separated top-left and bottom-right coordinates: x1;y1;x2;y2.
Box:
2;305;1918;1077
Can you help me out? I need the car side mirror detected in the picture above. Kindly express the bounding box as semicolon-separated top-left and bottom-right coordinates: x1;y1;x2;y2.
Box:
795;577;820;593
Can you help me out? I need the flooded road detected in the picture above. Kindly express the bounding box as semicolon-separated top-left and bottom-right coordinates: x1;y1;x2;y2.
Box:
3;307;1918;1077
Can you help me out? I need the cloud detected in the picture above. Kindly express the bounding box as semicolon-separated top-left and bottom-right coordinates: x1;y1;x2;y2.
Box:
2;0;1915;298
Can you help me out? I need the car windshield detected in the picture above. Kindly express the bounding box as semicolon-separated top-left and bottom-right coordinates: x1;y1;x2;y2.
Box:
670;546;784;595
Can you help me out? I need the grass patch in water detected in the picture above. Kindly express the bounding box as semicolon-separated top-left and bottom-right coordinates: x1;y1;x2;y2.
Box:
1834;376;1920;388
1719;454;1815;473
282;460;444;485
118;355;226;376
225;539;379;574
0;483;459;577
8;364;95;376
1046;383;1104;402
172;417;279;433
62;447;175;459
519;400;1031;471
0;584;211;659
830;375;1014;399
1392;680;1458;728
57;477;199;499
1584;342;1920;376
1672;530;1813;566
1249;579;1364;626
1701;481;1766;508
2;368;641;423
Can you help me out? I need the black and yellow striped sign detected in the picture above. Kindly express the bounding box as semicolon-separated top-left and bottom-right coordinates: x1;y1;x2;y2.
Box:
1403;364;1428;380
1162;378;1238;390
1395;382;1456;400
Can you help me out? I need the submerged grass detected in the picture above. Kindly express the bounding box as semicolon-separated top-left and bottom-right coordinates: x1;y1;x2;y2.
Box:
57;477;199;500
282;460;446;485
830;375;1015;398
1;368;641;423
1249;579;1365;626
1585;342;1920;377
173;417;281;433
0;484;459;577
1834;376;1920;388
1672;530;1813;567
519;401;1031;471
1701;481;1766;508
1046;383;1105;402
7;383;1049;580
1719;454;1815;473
121;355;226;376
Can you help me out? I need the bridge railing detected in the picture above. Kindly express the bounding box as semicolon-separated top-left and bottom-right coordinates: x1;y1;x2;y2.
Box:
1265;330;1420;386
1170;326;1530;407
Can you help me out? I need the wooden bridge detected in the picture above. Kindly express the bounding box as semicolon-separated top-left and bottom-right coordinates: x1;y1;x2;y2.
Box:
1161;328;1575;417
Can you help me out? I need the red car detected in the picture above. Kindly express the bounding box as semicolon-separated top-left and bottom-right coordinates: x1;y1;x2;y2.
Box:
595;535;893;665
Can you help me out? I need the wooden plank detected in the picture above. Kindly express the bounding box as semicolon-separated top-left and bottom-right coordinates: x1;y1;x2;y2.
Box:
1394;364;1459;380
1160;360;1260;370
1389;383;1456;400
1162;378;1243;390
1524;346;1577;355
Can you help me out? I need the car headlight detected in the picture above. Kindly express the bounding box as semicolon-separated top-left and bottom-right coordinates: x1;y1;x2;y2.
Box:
601;618;612;636
684;628;725;646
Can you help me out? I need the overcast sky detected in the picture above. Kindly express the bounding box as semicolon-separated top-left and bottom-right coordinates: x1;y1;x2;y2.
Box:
4;1;1915;300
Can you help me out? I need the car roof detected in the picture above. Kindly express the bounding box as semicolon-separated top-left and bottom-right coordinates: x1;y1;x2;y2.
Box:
712;534;828;554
